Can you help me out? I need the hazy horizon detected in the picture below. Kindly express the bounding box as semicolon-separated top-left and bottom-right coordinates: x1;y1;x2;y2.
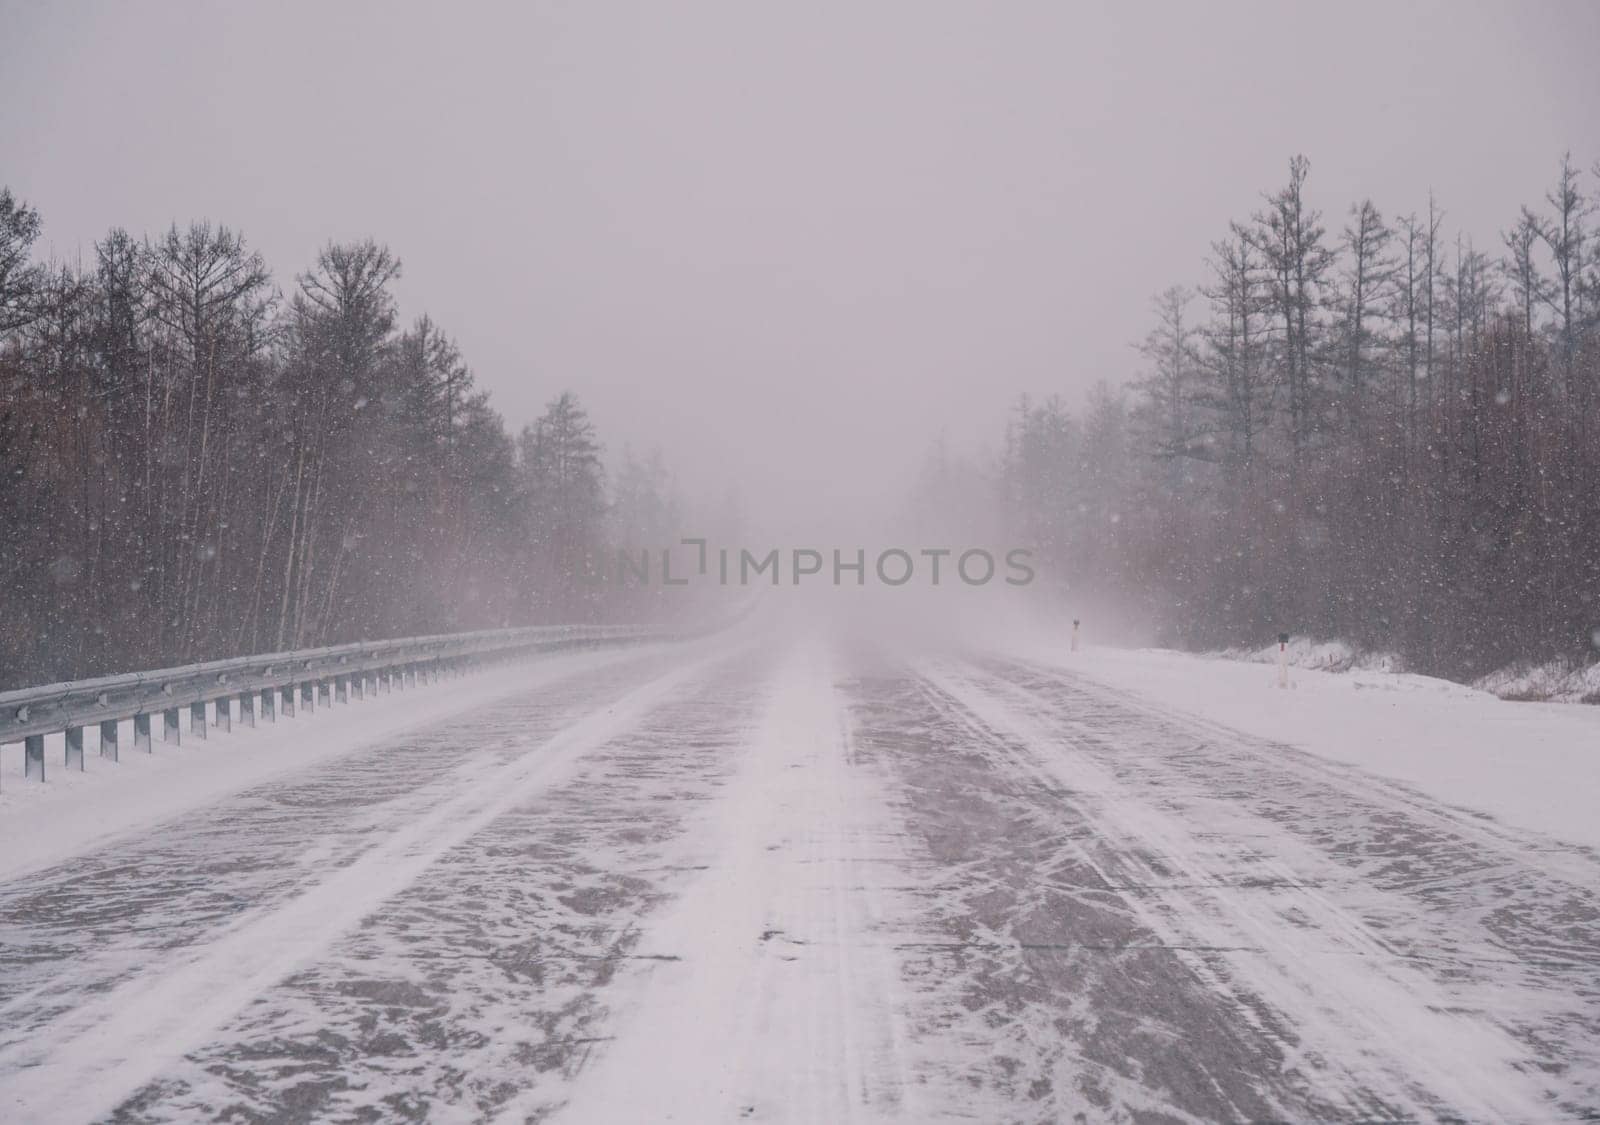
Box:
5;0;1598;530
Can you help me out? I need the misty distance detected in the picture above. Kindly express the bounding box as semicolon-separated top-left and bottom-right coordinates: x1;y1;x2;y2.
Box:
578;542;1036;587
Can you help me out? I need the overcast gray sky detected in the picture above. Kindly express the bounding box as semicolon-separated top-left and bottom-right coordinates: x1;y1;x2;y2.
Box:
4;0;1597;531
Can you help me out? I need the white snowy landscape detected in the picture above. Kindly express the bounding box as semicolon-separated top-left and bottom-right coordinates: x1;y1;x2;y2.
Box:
1;627;1597;1121
4;2;1600;1121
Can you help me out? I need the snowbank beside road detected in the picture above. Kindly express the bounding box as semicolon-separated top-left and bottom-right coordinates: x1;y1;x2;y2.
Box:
1475;656;1600;703
1209;632;1600;702
1214;635;1406;674
1007;641;1600;852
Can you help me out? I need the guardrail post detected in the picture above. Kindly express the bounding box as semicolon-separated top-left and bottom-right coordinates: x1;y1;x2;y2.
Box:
0;627;668;790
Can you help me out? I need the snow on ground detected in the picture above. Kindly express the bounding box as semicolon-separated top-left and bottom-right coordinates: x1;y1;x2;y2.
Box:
550;642;919;1123
1215;635;1407;674
1212;632;1600;702
0;643;725;1123
0;643;669;883
1005;639;1600;853
1;628;1597;1121
923;656;1585;1120
1476;655;1600;703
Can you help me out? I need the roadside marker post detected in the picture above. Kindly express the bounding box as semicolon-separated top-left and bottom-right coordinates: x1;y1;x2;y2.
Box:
1277;632;1290;689
1071;619;1081;652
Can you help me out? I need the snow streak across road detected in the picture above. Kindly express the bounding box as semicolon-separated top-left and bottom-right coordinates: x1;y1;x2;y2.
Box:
1;635;1598;1122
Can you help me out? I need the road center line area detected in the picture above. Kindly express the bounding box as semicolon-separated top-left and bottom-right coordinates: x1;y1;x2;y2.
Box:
1;640;1597;1122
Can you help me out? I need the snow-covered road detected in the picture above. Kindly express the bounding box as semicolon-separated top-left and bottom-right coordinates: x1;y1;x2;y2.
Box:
1;637;1597;1122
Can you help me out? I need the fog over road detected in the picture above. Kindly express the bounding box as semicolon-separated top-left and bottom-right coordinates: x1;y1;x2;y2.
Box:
1;635;1597;1123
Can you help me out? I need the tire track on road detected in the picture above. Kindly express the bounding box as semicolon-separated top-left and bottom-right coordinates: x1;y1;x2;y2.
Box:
0;646;732;1124
847;662;1300;1124
549;641;920;1124
923;656;1583;1122
983;653;1600;1114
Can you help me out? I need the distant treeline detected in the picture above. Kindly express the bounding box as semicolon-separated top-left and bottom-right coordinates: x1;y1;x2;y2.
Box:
0;190;683;687
985;153;1600;680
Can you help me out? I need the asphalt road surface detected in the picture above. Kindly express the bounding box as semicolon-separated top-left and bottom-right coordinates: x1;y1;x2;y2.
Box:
1;636;1597;1122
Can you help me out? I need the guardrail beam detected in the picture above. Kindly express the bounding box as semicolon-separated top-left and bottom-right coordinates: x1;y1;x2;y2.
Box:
0;622;682;768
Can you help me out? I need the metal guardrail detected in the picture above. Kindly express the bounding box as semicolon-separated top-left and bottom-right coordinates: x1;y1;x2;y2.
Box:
0;623;673;783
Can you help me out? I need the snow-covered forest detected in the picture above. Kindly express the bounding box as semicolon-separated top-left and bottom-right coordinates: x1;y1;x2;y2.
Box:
988;153;1600;680
9;152;1600;688
0;191;682;686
